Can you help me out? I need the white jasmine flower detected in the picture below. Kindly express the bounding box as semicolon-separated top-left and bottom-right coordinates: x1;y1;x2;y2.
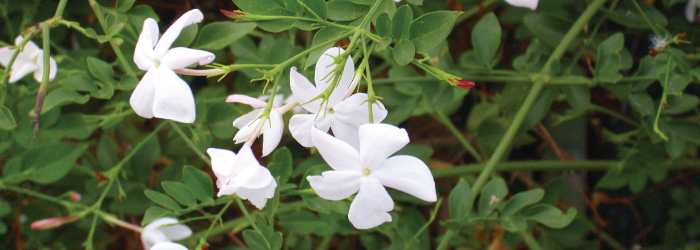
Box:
0;35;57;83
226;94;284;157
207;145;277;209
505;0;538;10
688;0;700;22
307;123;437;229
130;9;215;123
141;218;191;250
289;47;387;149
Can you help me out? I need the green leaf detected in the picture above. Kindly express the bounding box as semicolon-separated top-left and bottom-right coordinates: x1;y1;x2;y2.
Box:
243;229;270;250
375;12;391;37
0;106;16;130
97;136;118;169
52;113;100;140
521;87;555;131
595;33;625;83
0;198;10;217
87;57;113;83
609;1;668;29
141;206;177;226
448;179;474;221
183;166;214;202
327;0;370;21
172;24;198;48
257;8;296;32
472;12;501;69
162;181;197;207
500;217;527;232
233;0;283;14
406;0;423;4
667;73;692;93
302;0;328;19
305;26;346;69
117;74;138;90
90;81;115;99
116;0;136;12
59;74;98;92
478;178;508;217
107;23;124;37
269;232;283;250
524;13;581;50
628;92;654;116
144;190;182;211
41;88;90;114
501;189;545;217
562;85;590;111
269;147;293;185
522;204;577;229
393;39;415;66
28;144;88;184
665;132;684;159
391;5;413;40
206;103;242;139
668;121;700;144
409;11;460;54
195;22;257;50
662;94;700;115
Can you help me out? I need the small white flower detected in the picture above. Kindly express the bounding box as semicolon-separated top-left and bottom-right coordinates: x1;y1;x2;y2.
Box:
688;0;700;22
307;123;437;229
0;36;57;83
207;145;277;209
289;47;387;149
141;218;192;250
650;35;670;50
505;0;538;10
130;9;215;123
226;94;284;157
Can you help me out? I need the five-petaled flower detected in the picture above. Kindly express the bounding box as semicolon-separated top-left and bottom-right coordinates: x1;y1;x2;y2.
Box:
226;94;284;157
505;0;538;10
0;35;57;83
307;123;437;229
141;218;192;250
289;47;387;149
131;9;215;123
207;145;277;209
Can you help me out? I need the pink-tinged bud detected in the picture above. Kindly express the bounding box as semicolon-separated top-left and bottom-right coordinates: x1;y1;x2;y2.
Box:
220;9;244;19
30;215;80;230
455;80;475;89
70;192;81;201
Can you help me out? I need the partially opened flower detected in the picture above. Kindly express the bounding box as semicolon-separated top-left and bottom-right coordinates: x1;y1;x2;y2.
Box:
207;145;277;209
226;94;284;157
141;218;192;250
289;47;387;149
505;0;538;10
130;9;215;123
307;123;437;229
0;35;57;83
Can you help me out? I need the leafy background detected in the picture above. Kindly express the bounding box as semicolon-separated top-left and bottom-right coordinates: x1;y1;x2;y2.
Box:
0;0;699;249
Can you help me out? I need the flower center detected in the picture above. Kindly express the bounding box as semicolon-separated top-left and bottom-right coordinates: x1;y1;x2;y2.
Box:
362;168;371;176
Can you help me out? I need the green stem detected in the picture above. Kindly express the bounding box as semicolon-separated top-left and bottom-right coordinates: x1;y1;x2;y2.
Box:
53;0;69;18
653;57;672;141
437;0;608;247
367;75;658;85
588;104;641;127
234;195;271;249
455;0;501;24
168;121;211;165
433;110;484;162
518;230;544;250
2;185;85;209
88;0;135;76
267;30;354;77
629;0;662;37
33;21;51;138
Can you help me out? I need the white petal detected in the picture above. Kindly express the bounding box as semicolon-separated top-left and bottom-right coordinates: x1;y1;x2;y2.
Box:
134;18;159;70
290;67;322;113
310;125;362;171
130;68;158;119
314;47;354;108
373;155;437;202
233;109;263;129
227;94;269;108
8;59;37;83
0;47;15;66
152;67;196;123
231;146;272;189
289;114;316;147
232;109;263;143
207;148;237;181
151;242;189;250
141;230;169;250
16;36;41;56
307;170;362;200
217;183;240;196
330;120;360;150
348;178;394;229
505;0;538;10
688;0;699;22
359;124;410;169
144;218;180;231
237;178;277;209
333;93;388;126
153;9;204;59
160;47;215;70
33;55;57;82
261;109;283;157
159;224;192;241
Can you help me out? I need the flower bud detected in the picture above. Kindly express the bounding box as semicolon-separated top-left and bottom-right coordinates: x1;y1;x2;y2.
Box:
70;192;81;201
220;9;244;19
455;79;476;89
30;215;80;230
